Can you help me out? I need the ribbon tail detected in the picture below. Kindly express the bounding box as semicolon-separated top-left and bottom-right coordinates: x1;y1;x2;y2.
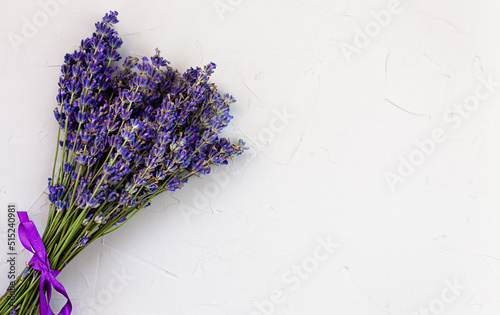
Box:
39;273;53;315
49;272;73;315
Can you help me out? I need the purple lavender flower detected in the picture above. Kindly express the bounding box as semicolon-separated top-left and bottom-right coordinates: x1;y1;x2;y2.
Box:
47;10;245;255
78;236;89;246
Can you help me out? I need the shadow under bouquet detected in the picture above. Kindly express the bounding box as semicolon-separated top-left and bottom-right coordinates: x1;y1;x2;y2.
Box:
0;11;245;315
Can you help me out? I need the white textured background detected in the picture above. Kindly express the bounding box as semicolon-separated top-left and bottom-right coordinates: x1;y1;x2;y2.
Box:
1;0;500;314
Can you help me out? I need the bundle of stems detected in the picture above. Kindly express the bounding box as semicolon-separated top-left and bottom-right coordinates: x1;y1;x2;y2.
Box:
0;11;244;314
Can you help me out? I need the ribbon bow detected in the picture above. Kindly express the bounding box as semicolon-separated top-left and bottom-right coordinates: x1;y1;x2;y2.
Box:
18;211;72;315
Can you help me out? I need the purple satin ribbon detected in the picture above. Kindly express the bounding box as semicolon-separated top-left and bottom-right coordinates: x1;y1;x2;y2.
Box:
18;211;72;315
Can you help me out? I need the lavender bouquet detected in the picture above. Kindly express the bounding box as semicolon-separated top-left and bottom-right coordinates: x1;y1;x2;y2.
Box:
0;11;245;314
